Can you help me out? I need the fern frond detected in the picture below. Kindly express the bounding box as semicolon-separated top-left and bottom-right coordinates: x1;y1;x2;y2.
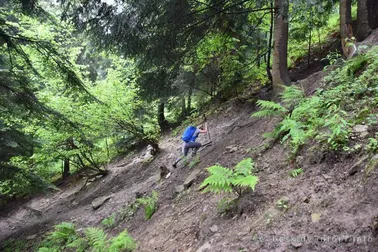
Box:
234;158;254;175
281;85;304;105
108;230;137;252
136;191;159;219
251;109;282;118
66;237;88;252
85;227;108;252
232;175;259;191
252;100;287;118
200;165;233;193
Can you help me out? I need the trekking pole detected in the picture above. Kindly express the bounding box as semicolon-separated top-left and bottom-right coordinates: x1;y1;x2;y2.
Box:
203;114;212;142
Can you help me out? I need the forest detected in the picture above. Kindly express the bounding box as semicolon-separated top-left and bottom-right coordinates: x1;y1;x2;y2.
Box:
1;0;378;251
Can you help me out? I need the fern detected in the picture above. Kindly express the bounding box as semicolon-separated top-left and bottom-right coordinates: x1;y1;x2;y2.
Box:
234;157;254;175
101;213;116;229
108;230;137;252
252;100;287;118
281;85;304;106
66;237;88;252
232;175;259;191
200;158;259;197
200;165;233;193
136;191;159;220
38;222;79;251
85;227;108;252
289;168;303;178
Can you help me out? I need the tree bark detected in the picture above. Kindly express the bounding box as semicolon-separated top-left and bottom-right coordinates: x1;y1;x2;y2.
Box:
272;0;290;99
187;83;192;114
340;0;352;38
356;0;372;41
157;98;168;129
63;158;70;179
266;0;274;83
340;0;352;58
367;0;378;30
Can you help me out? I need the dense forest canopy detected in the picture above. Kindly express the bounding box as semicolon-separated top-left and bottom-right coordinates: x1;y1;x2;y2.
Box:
1;0;378;201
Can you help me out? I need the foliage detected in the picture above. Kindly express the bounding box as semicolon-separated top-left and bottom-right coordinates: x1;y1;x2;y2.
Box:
254;46;378;157
200;158;259;198
1;239;27;252
289;168;304;178
217;197;237;215
276;199;289;210
101;213;116;229
189;156;201;169
136;191;159;220
38;222;136;252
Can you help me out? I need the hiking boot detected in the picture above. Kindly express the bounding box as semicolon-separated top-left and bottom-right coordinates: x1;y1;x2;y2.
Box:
172;163;177;168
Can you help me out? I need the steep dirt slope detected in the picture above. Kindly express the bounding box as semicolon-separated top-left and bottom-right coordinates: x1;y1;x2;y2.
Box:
3;32;378;251
2;78;378;251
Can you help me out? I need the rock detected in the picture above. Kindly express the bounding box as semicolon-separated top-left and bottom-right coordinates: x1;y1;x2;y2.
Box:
311;213;321;223
160;165;170;179
196;241;212;252
322;174;332;180
353;125;369;138
175;185;185;194
303;197;310;203
209;225;218;233
91;195;112;210
291;241;303;248
347;155;368;176
26;234;37;240
184;169;201;189
226;145;238;153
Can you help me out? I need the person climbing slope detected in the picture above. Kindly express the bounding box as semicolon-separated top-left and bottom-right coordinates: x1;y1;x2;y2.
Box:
172;122;208;168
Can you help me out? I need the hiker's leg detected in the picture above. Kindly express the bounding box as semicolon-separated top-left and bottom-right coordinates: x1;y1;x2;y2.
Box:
187;142;202;156
173;143;189;167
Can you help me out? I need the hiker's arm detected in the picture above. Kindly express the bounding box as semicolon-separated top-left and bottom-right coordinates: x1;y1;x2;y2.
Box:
199;122;208;133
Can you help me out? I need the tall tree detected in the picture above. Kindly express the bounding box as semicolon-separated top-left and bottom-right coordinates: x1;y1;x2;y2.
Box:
272;0;290;99
356;0;371;41
367;0;378;30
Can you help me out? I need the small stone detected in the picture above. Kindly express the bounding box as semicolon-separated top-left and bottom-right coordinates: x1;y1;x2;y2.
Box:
311;213;321;223
175;185;185;194
303;197;310;203
91;195;112;210
26;234;37;240
183;169;201;188
210;225;218;232
291;241;303;248
322;174;332;180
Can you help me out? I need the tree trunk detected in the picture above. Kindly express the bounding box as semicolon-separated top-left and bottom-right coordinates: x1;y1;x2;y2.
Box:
272;0;290;99
340;0;352;38
187;83;192;115
356;0;372;41
63;158;70;179
157;99;168;129
266;0;274;83
308;8;313;69
180;97;186;120
367;0;378;30
256;36;261;68
340;0;352;58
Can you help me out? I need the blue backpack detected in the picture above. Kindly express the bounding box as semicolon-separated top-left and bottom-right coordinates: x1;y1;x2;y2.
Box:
182;126;197;142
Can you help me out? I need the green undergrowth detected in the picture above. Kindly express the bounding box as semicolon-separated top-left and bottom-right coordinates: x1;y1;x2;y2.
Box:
253;46;378;157
0;222;137;252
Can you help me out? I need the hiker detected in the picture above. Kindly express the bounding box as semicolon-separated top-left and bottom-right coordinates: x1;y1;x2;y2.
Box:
172;123;208;168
